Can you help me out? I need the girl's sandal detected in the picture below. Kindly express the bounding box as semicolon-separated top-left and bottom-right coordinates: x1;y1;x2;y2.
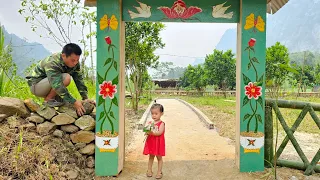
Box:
146;171;153;177
155;172;163;179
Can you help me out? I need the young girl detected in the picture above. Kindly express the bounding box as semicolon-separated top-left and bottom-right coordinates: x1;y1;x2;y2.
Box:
143;102;165;179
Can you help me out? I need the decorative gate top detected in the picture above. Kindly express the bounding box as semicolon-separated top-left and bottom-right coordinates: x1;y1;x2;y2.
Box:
84;0;289;177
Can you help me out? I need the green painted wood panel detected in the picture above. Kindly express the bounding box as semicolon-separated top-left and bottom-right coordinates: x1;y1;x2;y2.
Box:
123;0;239;23
239;0;266;172
95;0;121;176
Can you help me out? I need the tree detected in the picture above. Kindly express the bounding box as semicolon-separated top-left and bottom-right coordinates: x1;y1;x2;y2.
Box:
266;42;297;97
152;61;174;79
167;66;186;79
204;49;236;97
125;22;165;112
180;64;207;91
290;63;315;92
19;0;96;77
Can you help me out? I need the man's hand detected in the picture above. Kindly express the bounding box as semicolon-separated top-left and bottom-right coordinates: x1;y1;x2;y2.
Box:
74;100;85;116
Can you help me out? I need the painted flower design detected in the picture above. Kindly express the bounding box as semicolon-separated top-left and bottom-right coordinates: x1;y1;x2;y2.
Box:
105;36;112;45
99;81;117;99
245;82;262;99
248;38;256;47
158;0;202;19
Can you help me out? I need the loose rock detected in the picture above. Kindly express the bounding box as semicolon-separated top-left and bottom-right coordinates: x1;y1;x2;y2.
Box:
36;106;56;120
26;113;44;124
37;121;57;135
83;101;95;115
86;156;95;168
60;124;79;133
75;115;95;131
0;97;30;118
58;104;78;119
53;129;64;138
24;98;40;112
52;113;75;125
79;143;95;155
70;131;94;143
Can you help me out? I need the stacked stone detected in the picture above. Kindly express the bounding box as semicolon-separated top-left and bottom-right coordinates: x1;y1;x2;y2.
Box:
0;97;97;178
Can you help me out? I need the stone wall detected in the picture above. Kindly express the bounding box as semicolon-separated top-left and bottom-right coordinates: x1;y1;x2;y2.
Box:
0;97;96;179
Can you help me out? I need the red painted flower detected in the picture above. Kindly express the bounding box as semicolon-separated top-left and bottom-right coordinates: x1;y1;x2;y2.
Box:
99;81;117;99
158;0;202;19
248;38;256;47
245;82;262;99
105;36;112;45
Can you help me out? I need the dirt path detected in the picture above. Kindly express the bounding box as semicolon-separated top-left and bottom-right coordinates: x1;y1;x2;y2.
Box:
97;99;320;180
99;99;257;180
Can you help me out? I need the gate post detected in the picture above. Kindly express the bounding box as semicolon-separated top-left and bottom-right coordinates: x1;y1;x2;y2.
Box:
236;0;267;172
265;105;274;168
95;0;125;176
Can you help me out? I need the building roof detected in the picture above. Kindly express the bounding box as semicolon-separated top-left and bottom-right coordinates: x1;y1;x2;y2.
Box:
267;0;289;14
84;0;289;14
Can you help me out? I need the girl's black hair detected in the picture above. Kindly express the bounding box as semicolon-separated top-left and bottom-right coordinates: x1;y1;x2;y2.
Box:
151;100;164;112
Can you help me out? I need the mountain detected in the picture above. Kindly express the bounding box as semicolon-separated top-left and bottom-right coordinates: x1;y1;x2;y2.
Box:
2;26;51;76
215;0;320;54
215;28;236;54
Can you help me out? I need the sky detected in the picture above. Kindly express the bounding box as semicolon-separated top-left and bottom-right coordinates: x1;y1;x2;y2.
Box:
0;0;236;68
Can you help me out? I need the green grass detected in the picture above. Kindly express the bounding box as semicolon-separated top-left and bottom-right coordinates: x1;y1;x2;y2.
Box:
165;95;319;135
0;77;96;104
180;96;236;115
67;79;96;100
1;75;318;134
0;76;42;103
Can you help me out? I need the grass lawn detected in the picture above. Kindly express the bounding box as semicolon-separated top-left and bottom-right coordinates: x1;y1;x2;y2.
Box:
176;96;319;138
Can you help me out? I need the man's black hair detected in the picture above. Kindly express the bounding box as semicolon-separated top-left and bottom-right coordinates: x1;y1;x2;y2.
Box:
62;43;82;57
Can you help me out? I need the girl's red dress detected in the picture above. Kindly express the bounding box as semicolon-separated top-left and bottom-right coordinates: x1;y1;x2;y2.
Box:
143;121;165;156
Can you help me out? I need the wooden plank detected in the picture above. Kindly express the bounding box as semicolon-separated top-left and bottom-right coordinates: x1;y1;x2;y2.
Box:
122;0;240;23
264;105;273;168
118;1;126;172
235;8;242;169
304;149;320;175
277;160;320;173
266;98;320;111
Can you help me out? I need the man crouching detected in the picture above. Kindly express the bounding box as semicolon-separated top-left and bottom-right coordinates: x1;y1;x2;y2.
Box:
26;43;95;116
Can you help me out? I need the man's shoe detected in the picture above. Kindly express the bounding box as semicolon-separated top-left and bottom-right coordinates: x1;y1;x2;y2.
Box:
43;99;65;108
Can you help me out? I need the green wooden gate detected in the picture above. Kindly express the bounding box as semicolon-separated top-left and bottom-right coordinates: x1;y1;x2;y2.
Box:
265;99;320;175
